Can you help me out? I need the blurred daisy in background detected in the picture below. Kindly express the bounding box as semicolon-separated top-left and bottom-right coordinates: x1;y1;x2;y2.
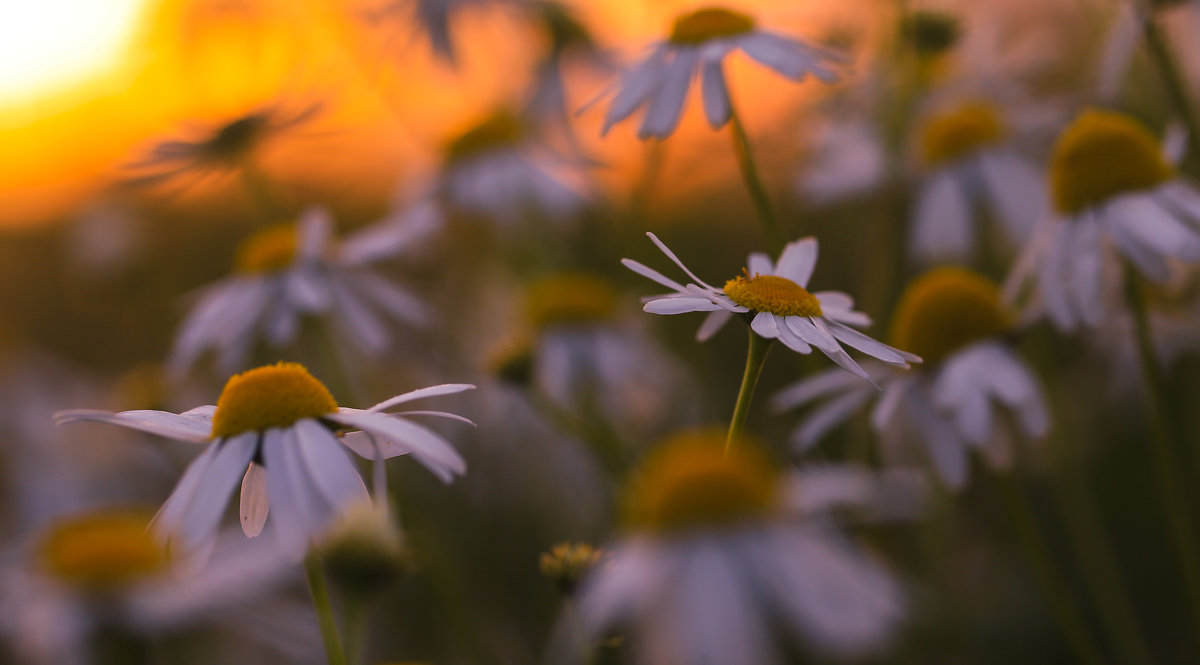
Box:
1004;109;1200;332
56;362;473;557
592;6;845;139
123;104;321;191
907;96;1047;265
774;268;1049;489
436;107;591;226
565;430;908;663
515;271;693;440
169;204;433;378
0;509;316;665
624;233;920;381
367;0;530;65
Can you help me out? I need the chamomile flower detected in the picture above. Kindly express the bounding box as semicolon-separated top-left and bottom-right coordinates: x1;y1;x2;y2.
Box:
169;204;433;377
55;362;473;556
369;0;529;65
623;233;921;381
517;271;690;437
567;431;907;662
908;98;1046;264
593;6;845;139
0;509;313;665
1004;110;1200;332
124;104;320;188
774;268;1049;489
437;108;589;225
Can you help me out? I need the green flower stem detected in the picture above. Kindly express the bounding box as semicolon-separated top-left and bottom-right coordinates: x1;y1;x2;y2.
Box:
342;594;368;665
1047;391;1154;665
994;473;1106;665
304;554;348;665
1143;10;1200;167
526;389;627;479
725;327;773;455
728;103;785;255
1124;264;1200;637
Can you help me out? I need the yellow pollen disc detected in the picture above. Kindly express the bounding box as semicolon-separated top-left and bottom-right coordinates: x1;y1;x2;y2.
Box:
445;110;525;163
889;267;1010;364
724;273;822;317
1050;110;1173;215
919;102;1006;167
524;272;620;329
669;7;756;45
39;510;168;592
624;429;779;534
210;362;338;438
234;224;299;274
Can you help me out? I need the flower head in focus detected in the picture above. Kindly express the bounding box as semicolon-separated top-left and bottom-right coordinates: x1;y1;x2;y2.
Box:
591;6;846;139
1004;110;1200;332
623;233;920;382
169;204;435;378
566;430;908;663
775;268;1049;489
56;362;474;556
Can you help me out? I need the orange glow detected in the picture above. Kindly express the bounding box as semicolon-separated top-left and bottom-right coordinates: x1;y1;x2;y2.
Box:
0;0;852;229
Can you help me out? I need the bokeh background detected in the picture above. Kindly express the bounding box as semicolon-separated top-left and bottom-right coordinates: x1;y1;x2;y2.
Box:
4;0;1200;663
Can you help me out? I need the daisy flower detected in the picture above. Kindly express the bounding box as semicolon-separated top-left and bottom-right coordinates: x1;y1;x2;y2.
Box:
124;104;319;189
55;362;473;556
437;108;589;225
0;509;316;665
513;271;692;437
169;204;433;377
566;430;908;663
1004;109;1200;332
908;98;1046;264
368;0;529;65
622;232;921;381
774;268;1050;489
593;6;845;139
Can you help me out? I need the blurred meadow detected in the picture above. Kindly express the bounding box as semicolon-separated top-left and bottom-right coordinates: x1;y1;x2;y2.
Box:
4;0;1200;664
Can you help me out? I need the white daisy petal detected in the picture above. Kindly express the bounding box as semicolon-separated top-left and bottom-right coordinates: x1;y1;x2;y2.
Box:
293;418;370;511
239;462;269;538
790;388;874;451
824;319;919;366
623;258;688;292
770;368;865;412
328;410;466;482
54;409;212;443
750;311;779;338
696;310;734;341
366;383;476;412
700;60;733;129
774;238;818;287
646;232;717;289
639;49;697;139
645;297;725;314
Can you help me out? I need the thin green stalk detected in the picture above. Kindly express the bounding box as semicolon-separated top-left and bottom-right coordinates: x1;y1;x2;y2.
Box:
728;104;785;254
1142;10;1200;166
1047;398;1154;665
995;473;1106;665
342;594;368;665
726;327;773;455
304;554;348;665
1124;265;1200;637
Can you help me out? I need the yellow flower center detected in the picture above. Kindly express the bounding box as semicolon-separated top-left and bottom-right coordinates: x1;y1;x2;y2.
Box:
888;267;1010;365
234;224;299;274
210;362;338;438
444;110;525;164
919;102;1006;168
625;429;779;533
724;273;822;317
669;7;756;45
39;510;168;592
524;273;620;329
1050;110;1173;215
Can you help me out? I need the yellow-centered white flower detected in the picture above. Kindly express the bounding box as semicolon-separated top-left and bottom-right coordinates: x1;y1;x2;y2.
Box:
591;6;845;139
623;233;921;382
55;363;474;557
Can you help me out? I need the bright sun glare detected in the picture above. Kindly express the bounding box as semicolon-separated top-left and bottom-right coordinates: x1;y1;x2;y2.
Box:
0;0;147;100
